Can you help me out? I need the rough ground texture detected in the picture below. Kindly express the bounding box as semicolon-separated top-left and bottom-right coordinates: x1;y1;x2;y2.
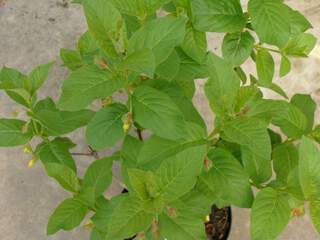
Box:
0;0;320;239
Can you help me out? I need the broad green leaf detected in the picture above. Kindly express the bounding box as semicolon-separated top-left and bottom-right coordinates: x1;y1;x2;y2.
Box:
234;85;262;113
86;103;128;150
151;80;206;128
159;212;207;240
128;16;187;65
82;0;126;57
299;137;320;200
248;0;291;48
128;169;161;201
0;119;32;146
280;55;291;77
5;88;32;107
137;125;207;170
28;62;55;94
247;99;307;139
117;48;155;78
222;118;272;184
251;188;291;240
191;0;246;33
291;94;316;132
157;145;207;203
0;67;27;89
77;31;99;55
58;66;125;111
222;31;255;66
110;0;171;17
44;163;80;193
284;33;317;57
256;49;274;86
132;85;187;140
205;53;240;116
60;48;84;71
47;197;88;235
197;148;253;208
121;135;143;168
272;143;299;182
95;195;153;240
33;98;94;136
288;9;312;35
82;157;113;200
37;138;77;173
155;50;180;81
310;201;320;234
181;25;207;64
121;135;143;188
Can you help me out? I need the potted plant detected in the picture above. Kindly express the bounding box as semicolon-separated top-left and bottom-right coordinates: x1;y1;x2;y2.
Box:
1;0;319;239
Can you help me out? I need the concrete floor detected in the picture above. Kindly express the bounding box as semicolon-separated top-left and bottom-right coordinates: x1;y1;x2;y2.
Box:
1;0;320;239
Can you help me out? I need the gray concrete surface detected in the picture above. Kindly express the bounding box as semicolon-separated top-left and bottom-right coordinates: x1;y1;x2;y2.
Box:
0;0;320;239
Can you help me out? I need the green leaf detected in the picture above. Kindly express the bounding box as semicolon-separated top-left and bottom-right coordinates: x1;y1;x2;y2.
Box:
82;0;126;57
159;212;207;240
222;118;272;184
155;49;180;81
94;195;153;240
0;67;27;89
117;48;155;78
28;62;55;94
157;145;207;203
251;188;291;240
82;157;113;200
58;66;125;111
86;103;128;150
181;25;207;64
191;0;246;33
132;85;187;140
310;201;320;234
284;33;317;57
248;0;291;48
47;197;88;235
37;138;77;173
137;126;207;170
5;88;32;107
151;80;206;128
77;31;100;61
272;143;299;182
110;0;170;17
247;99;307;139
299;137;320;200
280;55;291;77
128;16;187;65
197;148;253;208
256;49;274;86
205;53;240;116
33;98;94;136
44;163;80;192
60;48;83;71
222;31;255;66
0;119;32;147
128;169;161;200
234;85;262;113
288;9;312;35
291;94;316;132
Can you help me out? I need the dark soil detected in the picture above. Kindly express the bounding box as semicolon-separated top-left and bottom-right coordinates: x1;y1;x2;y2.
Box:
205;205;232;240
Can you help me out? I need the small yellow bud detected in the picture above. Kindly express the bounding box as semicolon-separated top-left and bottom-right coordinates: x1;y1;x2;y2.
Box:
83;219;93;230
205;215;210;222
123;123;130;132
28;159;36;168
23;145;32;154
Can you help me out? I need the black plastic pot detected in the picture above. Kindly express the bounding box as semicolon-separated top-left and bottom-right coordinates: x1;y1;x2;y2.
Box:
206;205;232;240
